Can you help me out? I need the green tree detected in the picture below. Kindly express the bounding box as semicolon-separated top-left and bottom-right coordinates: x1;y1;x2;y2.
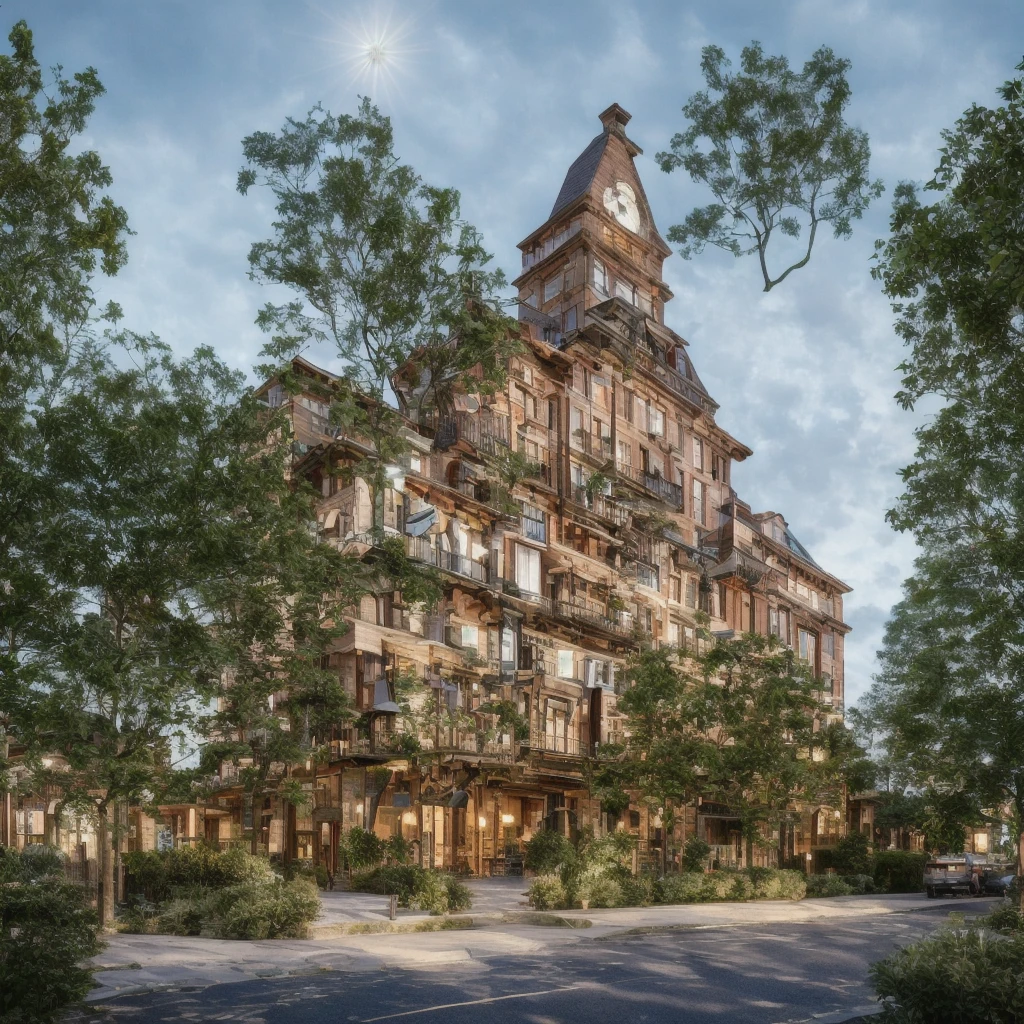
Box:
862;58;1024;904
237;98;518;531
657;41;883;291
0;19;129;787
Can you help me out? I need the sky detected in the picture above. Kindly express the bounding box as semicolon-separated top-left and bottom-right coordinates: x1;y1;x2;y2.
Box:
11;1;1023;707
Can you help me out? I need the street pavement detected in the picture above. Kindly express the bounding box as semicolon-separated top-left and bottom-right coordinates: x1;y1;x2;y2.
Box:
78;901;995;1024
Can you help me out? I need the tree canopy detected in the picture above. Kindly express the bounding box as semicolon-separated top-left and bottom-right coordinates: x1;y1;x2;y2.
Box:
859;58;1024;895
657;41;883;291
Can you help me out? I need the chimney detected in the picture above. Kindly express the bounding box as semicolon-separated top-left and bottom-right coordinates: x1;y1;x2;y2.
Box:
599;103;632;135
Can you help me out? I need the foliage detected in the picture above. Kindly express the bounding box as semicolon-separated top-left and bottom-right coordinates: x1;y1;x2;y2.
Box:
841;873;879;895
349;865;471;914
870;924;1024;1023
682;836;711;873
528;875;568;911
210;879;320;940
831;831;873;875
862;57;1024;907
239;96;516;533
805;874;855;898
523;828;575;874
873;851;928;894
343;826;388;871
0;876;102;1024
619;874;656;907
657;41;882;291
985;903;1024;935
655;872;708;904
122;846;276;903
578;873;622;909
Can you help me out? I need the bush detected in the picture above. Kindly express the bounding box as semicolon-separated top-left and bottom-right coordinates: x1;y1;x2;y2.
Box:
702;871;740;901
656;872;707;904
746;867;806;901
528;874;568;910
619;874;655;907
524;829;574;874
682;836;711;872
841;873;878;895
806;874;855;898
579;872;622;908
123;845;276;903
343;826;386;870
985;903;1024;934
831;831;873;875
873;851;928;894
0;877;102;1024
350;866;471;914
213;879;320;939
870;924;1024;1022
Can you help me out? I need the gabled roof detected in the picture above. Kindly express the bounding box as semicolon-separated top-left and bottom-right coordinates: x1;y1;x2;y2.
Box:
550;131;608;219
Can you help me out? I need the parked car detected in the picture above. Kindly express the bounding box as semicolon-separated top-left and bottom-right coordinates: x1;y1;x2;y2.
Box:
982;873;1017;896
924;854;987;897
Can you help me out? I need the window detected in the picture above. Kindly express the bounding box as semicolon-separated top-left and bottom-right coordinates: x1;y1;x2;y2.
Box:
515;544;541;595
617;440;632;469
685;577;697;609
501;620;517;667
544;275;562;302
638;291;653;315
570;406;584;445
636;563;659;590
557;649;575;679
521;291;537;309
460;625;479;650
769;607;780;638
615;278;635;304
692;436;704;471
571;462;586;490
592;257;608;294
668;621;680;646
799;629;817;666
521;503;546;543
692;478;704;525
266;384;284;407
584;658;613;689
648;405;665;437
622;389;634;423
822;631;835;657
671;576;682;604
563;305;577;332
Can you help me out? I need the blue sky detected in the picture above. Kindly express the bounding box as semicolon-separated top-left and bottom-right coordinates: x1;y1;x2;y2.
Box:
12;1;1023;705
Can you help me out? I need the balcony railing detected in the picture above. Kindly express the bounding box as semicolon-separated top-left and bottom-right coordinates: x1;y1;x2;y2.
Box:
571;487;630;526
527;729;581;756
642;470;683;506
425;410;510;453
405;535;489;584
552;598;631;635
570;431;613;461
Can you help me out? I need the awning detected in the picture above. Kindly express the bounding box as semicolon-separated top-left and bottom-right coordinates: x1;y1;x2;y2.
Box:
372;678;402;714
405;505;438;537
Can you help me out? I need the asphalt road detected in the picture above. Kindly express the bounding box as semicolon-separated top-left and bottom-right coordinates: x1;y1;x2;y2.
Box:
81;904;992;1024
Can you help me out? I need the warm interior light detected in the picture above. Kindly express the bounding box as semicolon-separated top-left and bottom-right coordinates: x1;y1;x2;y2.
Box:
501;813;515;824
356;802;364;813
402;811;417;826
478;816;487;829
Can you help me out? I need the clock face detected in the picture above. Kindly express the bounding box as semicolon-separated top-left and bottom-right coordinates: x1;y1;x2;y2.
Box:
603;181;641;233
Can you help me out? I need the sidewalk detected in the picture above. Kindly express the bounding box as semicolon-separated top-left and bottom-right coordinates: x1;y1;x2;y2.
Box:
87;891;991;1003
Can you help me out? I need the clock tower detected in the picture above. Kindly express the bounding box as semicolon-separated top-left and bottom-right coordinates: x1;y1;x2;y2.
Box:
513;102;674;339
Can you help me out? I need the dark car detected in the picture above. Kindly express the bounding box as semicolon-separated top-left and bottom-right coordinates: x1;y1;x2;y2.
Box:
983;873;1017;896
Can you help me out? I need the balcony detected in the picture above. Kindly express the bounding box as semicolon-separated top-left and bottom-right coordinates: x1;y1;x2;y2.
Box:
425;410;510;453
405;535;489;585
615;462;683;507
552;598;631;636
419;729;515;762
571;487;630;527
526;729;581;757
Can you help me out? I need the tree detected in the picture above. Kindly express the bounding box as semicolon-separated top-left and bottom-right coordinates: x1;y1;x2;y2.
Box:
0;19;129;789
14;334;356;925
862;58;1024;904
237;97;519;530
657;41;883;291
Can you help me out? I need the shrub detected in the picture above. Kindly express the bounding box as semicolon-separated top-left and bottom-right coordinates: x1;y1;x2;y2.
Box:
619;874;655;907
579;873;622;908
444;876;472;914
656;872;707;904
524;829;574;874
702;871;739;901
350;866;471;914
746;867;806;901
16;845;66;880
985;903;1024;934
806;874;855;898
528;874;568;910
0;877;102;1024
873;851;928;894
682;836;711;872
841;873;878;895
831;832;873;875
870;925;1024;1022
213;879;320;939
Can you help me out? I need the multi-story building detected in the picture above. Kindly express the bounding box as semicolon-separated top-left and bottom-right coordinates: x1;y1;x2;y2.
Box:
199;103;851;877
4;104;847;878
